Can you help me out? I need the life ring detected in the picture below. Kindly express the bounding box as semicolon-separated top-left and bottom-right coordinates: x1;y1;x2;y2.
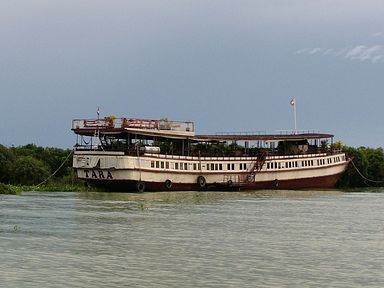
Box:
197;176;206;188
227;179;233;186
165;179;172;190
136;181;145;192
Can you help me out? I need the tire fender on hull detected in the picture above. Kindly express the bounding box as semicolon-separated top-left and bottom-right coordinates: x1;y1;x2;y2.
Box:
273;179;279;189
136;181;145;192
165;179;172;190
197;176;206;189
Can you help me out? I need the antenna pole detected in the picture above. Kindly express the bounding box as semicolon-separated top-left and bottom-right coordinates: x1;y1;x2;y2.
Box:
294;99;297;134
290;98;297;134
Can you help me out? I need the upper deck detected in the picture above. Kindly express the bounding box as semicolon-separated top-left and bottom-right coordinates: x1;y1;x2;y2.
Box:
72;117;334;143
194;132;334;142
72;117;195;139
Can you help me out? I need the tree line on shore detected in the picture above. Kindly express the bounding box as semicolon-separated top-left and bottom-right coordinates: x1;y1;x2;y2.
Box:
0;144;76;193
1;143;384;193
338;146;384;188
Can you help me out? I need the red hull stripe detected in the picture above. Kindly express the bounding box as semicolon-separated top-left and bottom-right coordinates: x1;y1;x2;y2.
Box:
84;172;344;192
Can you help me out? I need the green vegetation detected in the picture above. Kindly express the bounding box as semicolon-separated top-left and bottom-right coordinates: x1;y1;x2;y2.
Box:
0;143;384;194
337;146;384;188
0;144;98;194
0;182;15;194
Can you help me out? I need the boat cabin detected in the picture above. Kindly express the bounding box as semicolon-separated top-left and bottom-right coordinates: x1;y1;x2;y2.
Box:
72;117;336;158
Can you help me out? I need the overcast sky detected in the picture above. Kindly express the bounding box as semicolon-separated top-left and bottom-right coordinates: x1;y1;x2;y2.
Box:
1;0;384;148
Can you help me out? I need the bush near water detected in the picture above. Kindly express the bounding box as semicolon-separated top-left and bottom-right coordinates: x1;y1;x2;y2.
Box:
0;144;81;192
337;146;384;188
0;143;384;191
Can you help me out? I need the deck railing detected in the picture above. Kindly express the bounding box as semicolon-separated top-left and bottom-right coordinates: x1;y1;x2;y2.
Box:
72;118;195;133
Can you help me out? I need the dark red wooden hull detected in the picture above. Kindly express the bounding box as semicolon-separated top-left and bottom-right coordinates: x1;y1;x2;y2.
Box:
84;171;344;192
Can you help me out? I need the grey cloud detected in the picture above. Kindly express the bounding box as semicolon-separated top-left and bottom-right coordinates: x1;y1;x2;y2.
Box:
371;32;384;37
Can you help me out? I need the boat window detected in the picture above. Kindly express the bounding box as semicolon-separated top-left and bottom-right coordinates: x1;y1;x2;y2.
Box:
207;164;210;170
180;163;183;170
232;163;235;170
267;163;270;169
151;161;155;168
295;161;298;168
211;163;215;170
219;164;223;170
227;163;231;170
193;163;197;170
166;162;169;169
175;163;179;169
156;161;159;168
184;163;188;170
240;163;243;170
311;160;314;166
161;162;164;169
198;163;201;170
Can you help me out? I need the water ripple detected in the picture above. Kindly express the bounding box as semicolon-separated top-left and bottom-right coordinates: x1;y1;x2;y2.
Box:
1;191;384;287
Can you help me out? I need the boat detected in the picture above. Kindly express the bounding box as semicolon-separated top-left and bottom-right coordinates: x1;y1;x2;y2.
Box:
72;116;349;192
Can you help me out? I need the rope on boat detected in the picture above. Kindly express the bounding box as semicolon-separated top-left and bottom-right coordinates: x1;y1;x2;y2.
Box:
350;159;384;184
35;150;74;188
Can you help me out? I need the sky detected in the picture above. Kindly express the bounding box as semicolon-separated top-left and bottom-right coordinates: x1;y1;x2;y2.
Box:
1;0;384;148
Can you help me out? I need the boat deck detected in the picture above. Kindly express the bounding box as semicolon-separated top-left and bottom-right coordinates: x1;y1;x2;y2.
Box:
72;117;333;141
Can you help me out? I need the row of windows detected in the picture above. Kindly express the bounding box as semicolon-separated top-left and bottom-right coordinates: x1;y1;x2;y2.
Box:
151;161;199;171
318;156;343;166
267;161;299;169
150;157;342;171
207;163;223;171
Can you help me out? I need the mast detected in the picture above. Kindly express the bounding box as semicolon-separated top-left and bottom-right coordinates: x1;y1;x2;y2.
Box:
290;98;297;134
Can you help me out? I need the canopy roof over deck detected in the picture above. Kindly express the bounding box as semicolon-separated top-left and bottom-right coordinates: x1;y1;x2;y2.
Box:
72;117;333;142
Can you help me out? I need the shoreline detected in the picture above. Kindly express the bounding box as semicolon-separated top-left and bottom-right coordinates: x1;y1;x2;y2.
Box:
1;182;383;195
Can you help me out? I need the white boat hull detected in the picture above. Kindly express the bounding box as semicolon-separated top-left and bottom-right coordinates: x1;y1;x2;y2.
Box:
73;151;349;192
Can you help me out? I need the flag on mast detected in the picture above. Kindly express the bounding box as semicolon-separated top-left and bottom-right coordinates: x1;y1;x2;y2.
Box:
97;107;100;119
290;98;295;106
